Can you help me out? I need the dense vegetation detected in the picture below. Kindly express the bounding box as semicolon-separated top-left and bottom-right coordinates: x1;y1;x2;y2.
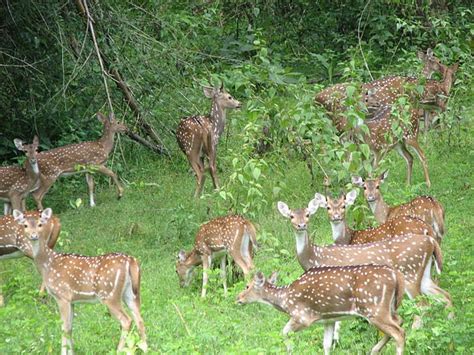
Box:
0;1;473;353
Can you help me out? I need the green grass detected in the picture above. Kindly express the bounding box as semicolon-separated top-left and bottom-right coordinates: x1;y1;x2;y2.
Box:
0;124;473;354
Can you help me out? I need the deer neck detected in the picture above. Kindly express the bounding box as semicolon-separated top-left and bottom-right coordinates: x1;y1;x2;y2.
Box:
370;196;389;224
31;239;55;279
25;160;40;191
99;124;117;155
210;101;226;140
187;250;203;268
258;285;289;313
330;220;352;245
294;230;320;271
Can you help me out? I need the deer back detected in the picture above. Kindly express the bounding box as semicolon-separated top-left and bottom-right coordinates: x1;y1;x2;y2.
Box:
0;167;30;197
351;216;435;245
176;115;213;156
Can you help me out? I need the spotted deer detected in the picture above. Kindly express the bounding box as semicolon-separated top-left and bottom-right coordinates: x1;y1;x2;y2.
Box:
363;105;431;187
277;199;452;314
13;208;147;354
314;48;446;125
32;112;127;209
176;84;241;197
237;267;405;355
313;189;435;245
352;171;445;242
0;137;40;214
176;215;257;297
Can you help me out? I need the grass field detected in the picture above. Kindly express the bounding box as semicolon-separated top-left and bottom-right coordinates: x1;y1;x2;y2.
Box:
0;121;473;354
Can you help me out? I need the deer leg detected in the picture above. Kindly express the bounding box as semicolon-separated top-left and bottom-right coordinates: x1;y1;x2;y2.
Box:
188;156;205;197
57;299;74;355
201;255;211;298
323;322;335;355
394;143;414;185
104;299;132;352
369;317;405;355
123;282;148;352
95;165;124;199
229;249;251;276
423;110;432;133
220;255;228;296
240;232;254;270
405;138;431;188
332;321;341;348
282;318;306;353
3;203;11;215
32;186;48;211
85;173;96;207
9;194;23;212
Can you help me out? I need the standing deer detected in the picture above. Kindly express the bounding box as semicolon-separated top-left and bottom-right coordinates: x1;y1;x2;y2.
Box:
176;215;257;297
32;112;127;209
352;171;446;242
312;189;435;245
13;208;147;354
277;199;452;312
314;48;446;123
363;105;431;187
176;84;241;197
0;137;40;214
0;210;61;297
237;267;405;355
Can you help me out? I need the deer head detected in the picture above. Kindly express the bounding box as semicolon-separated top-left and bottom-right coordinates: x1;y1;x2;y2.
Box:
417;48;446;78
13;208;52;255
352;171;388;203
203;85;242;110
236;271;268;305
97;112;128;134
313;190;358;223
175;250;195;287
14;136;40;174
277;200;319;231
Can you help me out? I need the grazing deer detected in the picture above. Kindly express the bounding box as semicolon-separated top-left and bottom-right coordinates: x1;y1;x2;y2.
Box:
32;113;127;209
13;208;147;354
313;189;435;245
364;105;430;187
176;84;241;197
0;137;40;214
237;267;405;355
176;215;257;297
277;199;452;310
352;171;445;242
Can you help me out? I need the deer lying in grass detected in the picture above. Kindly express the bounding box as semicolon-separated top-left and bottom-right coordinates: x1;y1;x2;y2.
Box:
277;198;452;312
0;137;40;214
176;215;257;297
32;113;127;209
237;267;405;355
176;84;241;197
13;208;147;354
312;189;435;245
352;171;446;242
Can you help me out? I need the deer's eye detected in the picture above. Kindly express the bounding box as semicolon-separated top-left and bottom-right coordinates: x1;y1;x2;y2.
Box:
327;207;331;210
38;223;42;227
376;186;380;189
305;213;310;218
363;186;367;190
24;225;28;229
290;215;294;219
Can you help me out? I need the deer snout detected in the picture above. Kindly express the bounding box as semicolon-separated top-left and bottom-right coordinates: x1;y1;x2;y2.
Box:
30;233;39;241
235;101;242;109
366;195;376;202
296;223;307;230
331;214;342;222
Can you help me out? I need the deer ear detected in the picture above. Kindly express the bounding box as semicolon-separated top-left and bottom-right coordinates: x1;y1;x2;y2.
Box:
13;139;24;151
307;199;319;215
268;271;278;285
219;82;224;92
177;250;187;262
32;136;39;148
417;50;425;60
40;208;53;223
345;189;358;206
203;86;214;98
13;210;26;224
313;193;327;209
108;112;115;122
277;201;291;219
427;48;433;57
255;271;265;288
351;176;364;187
97;112;107;123
380;170;389;182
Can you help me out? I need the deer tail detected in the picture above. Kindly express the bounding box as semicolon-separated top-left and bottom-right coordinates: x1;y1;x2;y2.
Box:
245;221;259;251
129;257;141;298
432;239;443;274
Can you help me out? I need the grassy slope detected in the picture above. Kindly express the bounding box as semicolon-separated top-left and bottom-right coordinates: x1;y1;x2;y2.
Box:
0;122;473;354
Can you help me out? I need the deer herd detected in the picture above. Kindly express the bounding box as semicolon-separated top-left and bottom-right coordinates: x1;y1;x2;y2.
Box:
0;48;458;354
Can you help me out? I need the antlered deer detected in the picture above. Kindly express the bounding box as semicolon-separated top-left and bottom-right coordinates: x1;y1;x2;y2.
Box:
312;189;435;245
237;267;405;355
352;171;446;242
13;208;147;354
176;215;257;297
0;137;40;214
176;84;241;196
32;113;127;209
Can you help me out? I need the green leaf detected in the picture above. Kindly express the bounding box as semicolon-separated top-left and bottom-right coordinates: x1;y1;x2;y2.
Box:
252;167;261;180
